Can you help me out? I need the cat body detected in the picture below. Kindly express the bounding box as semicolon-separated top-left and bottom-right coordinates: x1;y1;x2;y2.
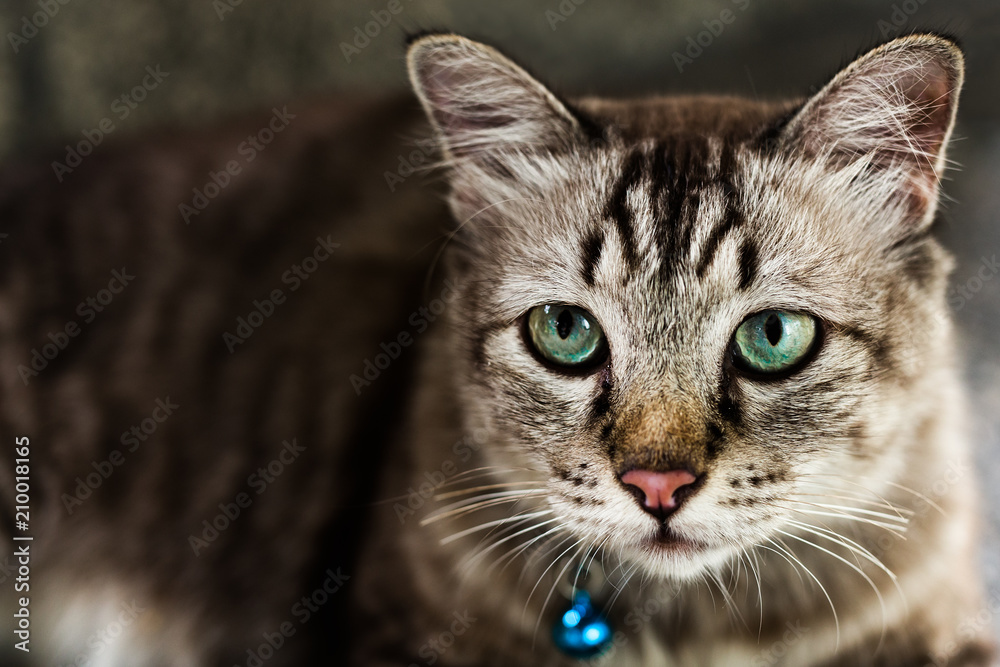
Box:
0;96;448;665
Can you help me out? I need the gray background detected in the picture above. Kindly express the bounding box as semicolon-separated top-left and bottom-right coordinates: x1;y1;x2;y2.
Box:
1;0;997;646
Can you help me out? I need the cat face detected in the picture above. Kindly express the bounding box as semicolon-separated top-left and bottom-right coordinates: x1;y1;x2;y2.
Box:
408;34;963;580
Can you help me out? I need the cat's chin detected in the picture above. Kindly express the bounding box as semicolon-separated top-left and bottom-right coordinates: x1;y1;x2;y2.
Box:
623;530;733;581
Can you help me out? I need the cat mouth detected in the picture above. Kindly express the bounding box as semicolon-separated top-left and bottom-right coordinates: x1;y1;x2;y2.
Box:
642;525;704;554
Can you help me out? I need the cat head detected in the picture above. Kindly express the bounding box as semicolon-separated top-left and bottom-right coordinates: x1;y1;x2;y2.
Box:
407;33;963;580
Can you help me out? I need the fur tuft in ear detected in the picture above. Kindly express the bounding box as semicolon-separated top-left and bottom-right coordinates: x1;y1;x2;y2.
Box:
406;34;583;166
781;34;964;227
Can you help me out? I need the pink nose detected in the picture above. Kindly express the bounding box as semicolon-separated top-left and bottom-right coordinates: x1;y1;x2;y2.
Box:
620;469;698;517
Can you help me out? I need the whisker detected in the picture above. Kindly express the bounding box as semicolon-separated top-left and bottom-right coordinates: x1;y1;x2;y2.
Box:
605;560;641;613
779;507;908;537
881;480;947;517
783;520;897;581
579;534;611;594
421;491;549;525
509;529;573;582
788;492;914;518
463;516;562;571
439;510;553;545
709;564;750;633
486;523;568;576
800;474;946;518
785;501;910;525
434;483;547;501
533;541;590;649
761;537;840;650
438;466;544;488
744;545;764;637
422;196;549;296
776;529;887;652
523;537;583;622
767;500;909;537
783;518;908;614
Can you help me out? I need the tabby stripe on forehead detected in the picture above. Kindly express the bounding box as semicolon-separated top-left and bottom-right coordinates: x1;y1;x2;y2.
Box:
737;238;758;290
695;145;743;278
653;140;687;276
580;228;604;287
603;148;645;275
653;137;711;280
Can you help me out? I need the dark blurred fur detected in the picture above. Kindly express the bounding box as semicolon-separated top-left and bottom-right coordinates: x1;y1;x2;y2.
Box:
0;95;450;664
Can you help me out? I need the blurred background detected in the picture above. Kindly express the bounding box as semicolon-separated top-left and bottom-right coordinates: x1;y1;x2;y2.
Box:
1;0;997;644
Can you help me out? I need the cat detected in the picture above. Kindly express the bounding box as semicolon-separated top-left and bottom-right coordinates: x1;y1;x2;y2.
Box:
350;32;997;666
0;28;994;667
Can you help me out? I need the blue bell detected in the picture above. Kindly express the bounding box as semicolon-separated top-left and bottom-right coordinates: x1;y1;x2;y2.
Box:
552;590;613;659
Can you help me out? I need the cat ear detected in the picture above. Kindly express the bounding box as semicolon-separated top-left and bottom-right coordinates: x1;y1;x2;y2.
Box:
407;34;584;165
780;34;964;227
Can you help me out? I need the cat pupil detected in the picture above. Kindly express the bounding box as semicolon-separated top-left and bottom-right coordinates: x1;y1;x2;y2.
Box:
765;314;782;346
556;309;574;340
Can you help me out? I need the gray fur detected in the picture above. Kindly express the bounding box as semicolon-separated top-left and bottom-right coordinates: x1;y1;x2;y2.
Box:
351;33;995;665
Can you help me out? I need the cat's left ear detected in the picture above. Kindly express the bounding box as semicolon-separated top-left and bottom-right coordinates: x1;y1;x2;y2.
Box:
407;34;584;166
780;34;964;228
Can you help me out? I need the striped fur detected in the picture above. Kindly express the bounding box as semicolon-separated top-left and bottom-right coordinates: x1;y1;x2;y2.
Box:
350;34;995;665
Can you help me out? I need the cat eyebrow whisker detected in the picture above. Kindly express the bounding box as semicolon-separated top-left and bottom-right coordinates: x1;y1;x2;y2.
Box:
421;195;549;297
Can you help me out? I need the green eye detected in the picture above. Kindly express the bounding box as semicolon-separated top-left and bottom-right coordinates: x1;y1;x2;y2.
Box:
527;304;607;368
732;310;819;374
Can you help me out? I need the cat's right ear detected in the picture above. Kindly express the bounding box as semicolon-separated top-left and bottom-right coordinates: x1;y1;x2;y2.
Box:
407;34;584;166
